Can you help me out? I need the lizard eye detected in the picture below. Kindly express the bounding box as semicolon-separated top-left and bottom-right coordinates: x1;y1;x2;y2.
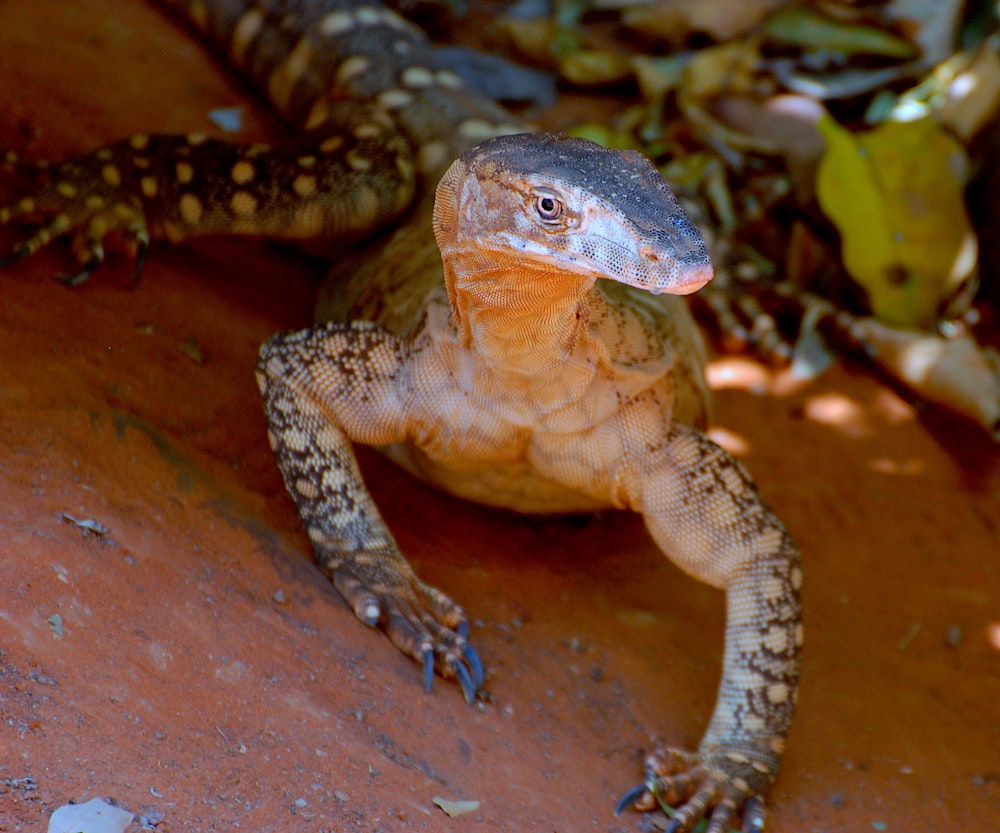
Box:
535;193;563;222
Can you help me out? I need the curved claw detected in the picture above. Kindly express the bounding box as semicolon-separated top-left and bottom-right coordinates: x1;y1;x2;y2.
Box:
453;659;477;705
462;642;484;691
0;246;31;270
418;639;482;704
614;783;648;816
131;236;149;286
742;796;765;833
56;256;100;287
421;646;435;693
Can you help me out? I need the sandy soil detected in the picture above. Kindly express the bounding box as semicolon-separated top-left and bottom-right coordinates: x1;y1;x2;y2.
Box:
0;3;998;832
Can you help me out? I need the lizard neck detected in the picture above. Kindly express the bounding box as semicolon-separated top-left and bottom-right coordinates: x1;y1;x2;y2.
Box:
441;249;597;375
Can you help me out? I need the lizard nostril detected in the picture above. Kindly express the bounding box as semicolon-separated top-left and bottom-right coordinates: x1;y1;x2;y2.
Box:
640;247;659;262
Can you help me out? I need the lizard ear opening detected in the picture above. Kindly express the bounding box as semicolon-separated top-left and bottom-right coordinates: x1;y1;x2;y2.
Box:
431;157;470;329
431;158;462;248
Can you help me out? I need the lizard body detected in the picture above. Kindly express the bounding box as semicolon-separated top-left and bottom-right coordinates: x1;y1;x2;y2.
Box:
0;3;802;830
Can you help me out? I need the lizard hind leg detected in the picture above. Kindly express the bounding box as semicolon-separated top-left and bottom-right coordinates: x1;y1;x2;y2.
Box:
0;141;149;283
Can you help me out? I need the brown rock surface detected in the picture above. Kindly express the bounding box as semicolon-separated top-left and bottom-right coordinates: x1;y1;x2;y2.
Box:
1;3;998;831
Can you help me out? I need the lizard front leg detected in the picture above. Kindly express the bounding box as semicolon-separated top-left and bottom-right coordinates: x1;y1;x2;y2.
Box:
618;423;802;833
256;321;483;702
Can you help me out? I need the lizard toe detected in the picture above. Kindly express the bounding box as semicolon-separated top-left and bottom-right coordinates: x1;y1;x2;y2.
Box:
330;562;382;627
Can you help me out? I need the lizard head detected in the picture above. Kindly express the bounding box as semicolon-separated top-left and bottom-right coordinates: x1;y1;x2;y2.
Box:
433;132;713;297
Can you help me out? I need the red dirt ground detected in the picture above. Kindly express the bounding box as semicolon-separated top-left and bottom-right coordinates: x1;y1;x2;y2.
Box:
0;3;998;832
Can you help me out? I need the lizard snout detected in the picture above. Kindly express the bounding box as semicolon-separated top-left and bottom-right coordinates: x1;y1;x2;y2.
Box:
638;246;713;295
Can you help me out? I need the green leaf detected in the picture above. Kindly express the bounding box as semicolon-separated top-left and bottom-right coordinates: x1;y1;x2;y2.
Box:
650;780;740;833
764;6;918;59
816;115;977;328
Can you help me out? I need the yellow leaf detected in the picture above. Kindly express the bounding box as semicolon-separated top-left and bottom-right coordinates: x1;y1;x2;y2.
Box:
816;115;977;328
557;49;632;86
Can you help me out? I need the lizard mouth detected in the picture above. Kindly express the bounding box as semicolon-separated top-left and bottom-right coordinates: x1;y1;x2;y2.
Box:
579;233;714;296
607;253;714;296
650;263;714;295
632;241;714;295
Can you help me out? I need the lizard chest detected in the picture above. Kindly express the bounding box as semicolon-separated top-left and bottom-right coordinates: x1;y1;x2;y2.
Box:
371;326;685;515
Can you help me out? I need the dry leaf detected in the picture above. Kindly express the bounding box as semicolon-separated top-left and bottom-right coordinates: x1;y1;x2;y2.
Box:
678;39;776;154
842;316;1000;438
432;797;481;817
886;0;965;66
936;40;1000;141
492;16;557;63
624;0;786;44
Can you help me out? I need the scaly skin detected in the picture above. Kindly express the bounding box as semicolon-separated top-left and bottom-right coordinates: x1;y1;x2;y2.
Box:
0;3;801;830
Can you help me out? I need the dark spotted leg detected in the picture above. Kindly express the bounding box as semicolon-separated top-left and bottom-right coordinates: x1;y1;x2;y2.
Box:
256;321;483;702
0;101;415;283
0;137;151;284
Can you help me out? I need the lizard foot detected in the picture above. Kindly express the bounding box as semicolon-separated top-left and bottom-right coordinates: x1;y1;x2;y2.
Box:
615;744;777;833
0;143;150;285
328;554;484;703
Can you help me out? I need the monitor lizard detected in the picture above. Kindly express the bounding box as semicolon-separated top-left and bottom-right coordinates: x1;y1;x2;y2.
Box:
0;2;802;831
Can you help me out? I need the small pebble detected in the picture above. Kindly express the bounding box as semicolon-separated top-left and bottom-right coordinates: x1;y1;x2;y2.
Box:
208;106;244;132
